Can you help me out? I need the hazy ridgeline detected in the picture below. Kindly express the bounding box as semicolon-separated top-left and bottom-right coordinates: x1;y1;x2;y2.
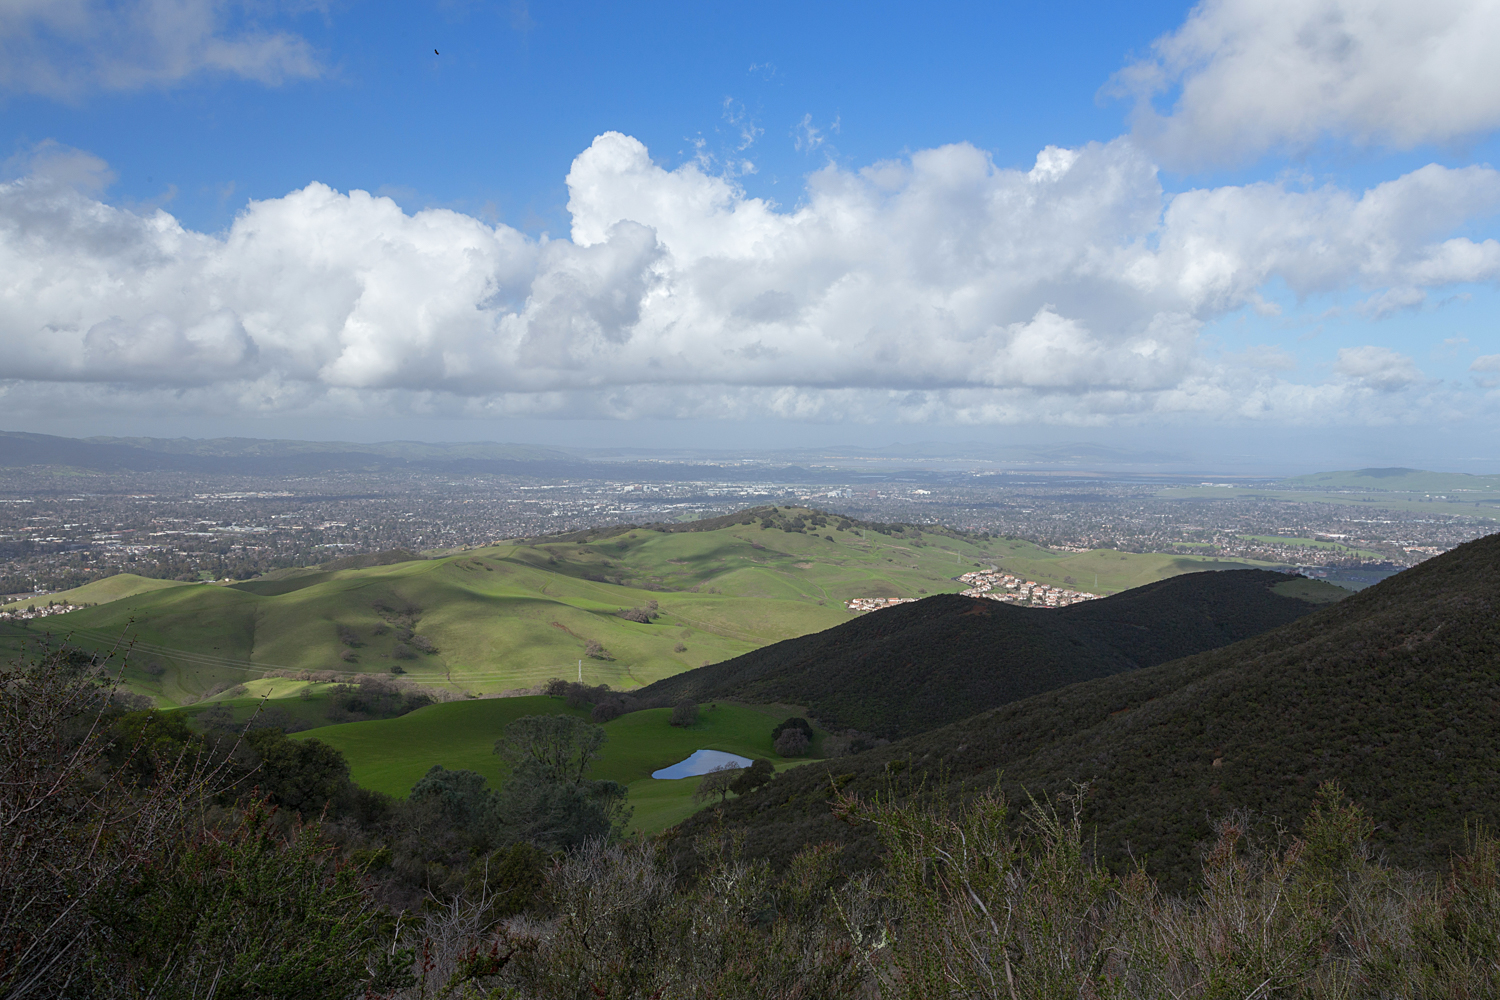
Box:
5;643;1500;999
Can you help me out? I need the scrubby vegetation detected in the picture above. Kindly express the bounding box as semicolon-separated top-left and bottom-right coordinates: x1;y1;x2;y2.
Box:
639;568;1332;738
11;638;1500;1000
674;532;1500;888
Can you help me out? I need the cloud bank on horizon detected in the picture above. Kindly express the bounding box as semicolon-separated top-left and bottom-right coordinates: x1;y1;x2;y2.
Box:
2;0;1499;432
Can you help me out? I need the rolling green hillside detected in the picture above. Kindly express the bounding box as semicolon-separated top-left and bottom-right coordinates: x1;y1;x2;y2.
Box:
1;573;190;611
0;507;1008;704
675;533;1500;888
0;504;1313;710
637;570;1347;738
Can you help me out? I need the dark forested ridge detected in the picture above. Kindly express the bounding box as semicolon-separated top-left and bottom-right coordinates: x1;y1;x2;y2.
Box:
670;532;1500;889
638;569;1340;738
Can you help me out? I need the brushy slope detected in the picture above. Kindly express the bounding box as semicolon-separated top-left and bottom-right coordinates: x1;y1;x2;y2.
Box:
669;532;1500;889
637;569;1343;738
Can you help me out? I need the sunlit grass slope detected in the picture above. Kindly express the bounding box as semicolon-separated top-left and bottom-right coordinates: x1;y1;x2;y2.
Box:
0;505;1282;707
986;538;1271;593
291;696;814;835
1;573;190;611
0;508;1005;703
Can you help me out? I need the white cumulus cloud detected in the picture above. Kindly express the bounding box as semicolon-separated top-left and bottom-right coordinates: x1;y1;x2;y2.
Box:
1115;0;1500;166
1334;345;1429;391
0;0;322;98
0;133;1495;426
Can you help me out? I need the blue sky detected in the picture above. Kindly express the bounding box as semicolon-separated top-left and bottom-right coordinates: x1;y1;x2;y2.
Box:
6;1;1196;233
3;0;1500;471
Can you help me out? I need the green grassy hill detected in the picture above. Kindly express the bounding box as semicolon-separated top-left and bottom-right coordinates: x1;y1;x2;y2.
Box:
1;573;190;611
0;505;1315;711
676;533;1500;888
0;507;1008;704
636;570;1347;738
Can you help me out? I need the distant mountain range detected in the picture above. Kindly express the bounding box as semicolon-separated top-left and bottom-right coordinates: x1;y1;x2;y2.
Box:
672;532;1500;888
637;570;1346;739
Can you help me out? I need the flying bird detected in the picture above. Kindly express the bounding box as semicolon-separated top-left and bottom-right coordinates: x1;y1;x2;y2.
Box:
434;49;439;55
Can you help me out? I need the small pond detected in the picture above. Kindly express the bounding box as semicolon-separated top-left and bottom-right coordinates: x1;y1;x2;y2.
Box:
651;749;753;780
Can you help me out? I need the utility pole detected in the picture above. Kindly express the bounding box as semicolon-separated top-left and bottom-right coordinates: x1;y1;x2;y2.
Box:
578;659;582;683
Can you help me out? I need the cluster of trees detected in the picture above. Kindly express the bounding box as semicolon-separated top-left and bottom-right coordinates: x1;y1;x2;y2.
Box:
616;599;660;623
669;698;698;727
772;716;813;756
692;758;775;804
411;714;630;853
323;675;436;723
0;645;648;997
541;678;666;723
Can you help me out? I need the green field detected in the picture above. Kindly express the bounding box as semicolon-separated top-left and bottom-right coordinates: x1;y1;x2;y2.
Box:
288;696;816;836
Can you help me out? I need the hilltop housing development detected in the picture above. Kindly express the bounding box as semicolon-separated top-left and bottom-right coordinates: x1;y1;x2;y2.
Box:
844;570;1102;613
958;569;1101;607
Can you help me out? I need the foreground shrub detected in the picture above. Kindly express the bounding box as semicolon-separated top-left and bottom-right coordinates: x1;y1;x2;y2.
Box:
407;837;869;1000
0;648;225;999
844;779;1500;999
0;646;399;1000
83;805;409;999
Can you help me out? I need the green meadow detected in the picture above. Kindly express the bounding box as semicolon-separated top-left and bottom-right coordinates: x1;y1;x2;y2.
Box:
288;696;816;836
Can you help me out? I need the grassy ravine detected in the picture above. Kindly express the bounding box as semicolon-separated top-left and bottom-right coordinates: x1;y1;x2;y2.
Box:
0;505;1275;705
289;696;815;836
